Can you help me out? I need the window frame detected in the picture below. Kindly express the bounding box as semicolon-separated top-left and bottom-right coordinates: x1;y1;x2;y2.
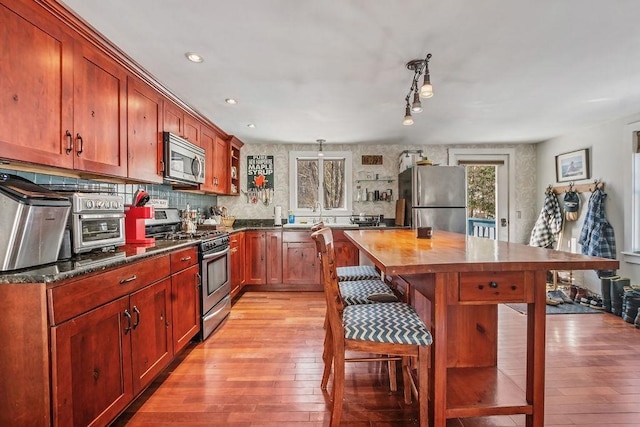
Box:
289;151;352;216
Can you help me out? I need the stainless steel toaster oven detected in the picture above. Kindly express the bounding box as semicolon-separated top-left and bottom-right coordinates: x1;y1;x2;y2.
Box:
70;193;125;254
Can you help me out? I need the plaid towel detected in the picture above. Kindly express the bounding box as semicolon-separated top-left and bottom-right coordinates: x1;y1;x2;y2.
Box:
529;188;562;248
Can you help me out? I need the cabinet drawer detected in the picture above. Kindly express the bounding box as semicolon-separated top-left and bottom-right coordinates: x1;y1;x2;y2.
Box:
49;255;171;324
170;246;198;272
458;271;526;303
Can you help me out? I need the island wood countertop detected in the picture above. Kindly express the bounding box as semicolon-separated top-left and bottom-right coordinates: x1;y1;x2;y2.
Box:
343;228;619;275
344;228;619;427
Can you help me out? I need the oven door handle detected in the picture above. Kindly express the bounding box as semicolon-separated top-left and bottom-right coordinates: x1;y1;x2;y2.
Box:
78;213;125;220
202;246;230;260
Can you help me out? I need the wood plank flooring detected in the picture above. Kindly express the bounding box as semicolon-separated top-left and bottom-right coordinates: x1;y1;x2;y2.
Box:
113;291;640;426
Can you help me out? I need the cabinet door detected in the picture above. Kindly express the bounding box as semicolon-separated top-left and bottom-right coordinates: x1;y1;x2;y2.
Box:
229;138;242;195
163;100;184;136
213;136;230;194
333;230;359;267
0;2;74;169
127;76;163;183
72;41;127;177
183;114;201;146
130;279;173;395
266;231;283;284
230;232;245;297
50;296;132;427
282;241;319;285
244;231;266;285
171;264;200;354
200;125;217;192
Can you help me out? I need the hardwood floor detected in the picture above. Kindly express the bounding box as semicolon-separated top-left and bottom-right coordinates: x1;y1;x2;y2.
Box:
113;291;640;426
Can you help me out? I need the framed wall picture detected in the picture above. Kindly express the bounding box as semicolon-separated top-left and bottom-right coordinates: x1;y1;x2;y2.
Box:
555;148;590;182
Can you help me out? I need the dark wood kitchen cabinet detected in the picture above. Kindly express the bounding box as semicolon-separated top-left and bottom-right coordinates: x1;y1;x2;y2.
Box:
333;229;359;267
164;101;201;146
282;231;320;288
244;230;282;285
229;137;243;196
49;254;172;427
127;75;164;183
0;1;74;169
71;40;128;177
170;246;200;354
0;1;127;178
230;231;245;297
201;125;229;194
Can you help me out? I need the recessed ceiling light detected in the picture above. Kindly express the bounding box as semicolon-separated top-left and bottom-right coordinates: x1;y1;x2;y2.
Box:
247;123;256;128
225;98;238;105
185;52;204;63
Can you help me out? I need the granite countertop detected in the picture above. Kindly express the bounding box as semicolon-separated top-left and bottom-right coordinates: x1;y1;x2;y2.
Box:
0;239;198;285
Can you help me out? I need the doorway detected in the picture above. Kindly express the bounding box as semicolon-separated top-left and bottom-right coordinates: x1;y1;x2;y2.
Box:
448;149;515;242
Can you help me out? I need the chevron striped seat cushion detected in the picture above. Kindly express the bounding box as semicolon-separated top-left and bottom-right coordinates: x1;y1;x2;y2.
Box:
339;279;394;306
336;265;380;282
343;302;432;346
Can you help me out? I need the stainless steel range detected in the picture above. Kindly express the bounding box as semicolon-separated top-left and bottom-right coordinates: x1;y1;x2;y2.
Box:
145;208;231;341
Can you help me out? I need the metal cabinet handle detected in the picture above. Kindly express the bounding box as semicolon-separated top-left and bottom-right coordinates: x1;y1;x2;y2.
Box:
65;130;73;154
181;256;192;261
76;133;83;156
489;281;498;288
123;309;132;334
132;306;140;329
119;275;137;284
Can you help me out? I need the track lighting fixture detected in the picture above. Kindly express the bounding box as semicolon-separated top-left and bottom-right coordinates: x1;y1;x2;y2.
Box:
403;53;433;125
317;139;325;157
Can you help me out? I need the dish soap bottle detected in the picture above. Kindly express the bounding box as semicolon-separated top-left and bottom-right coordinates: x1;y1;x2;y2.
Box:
288;210;295;225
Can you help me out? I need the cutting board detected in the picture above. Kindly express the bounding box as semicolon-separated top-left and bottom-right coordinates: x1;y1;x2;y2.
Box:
395;199;406;226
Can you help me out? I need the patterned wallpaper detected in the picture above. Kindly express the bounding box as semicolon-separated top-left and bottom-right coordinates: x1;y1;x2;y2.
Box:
218;142;538;243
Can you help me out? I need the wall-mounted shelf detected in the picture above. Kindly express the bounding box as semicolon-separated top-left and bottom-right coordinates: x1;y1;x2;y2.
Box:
356;178;395;183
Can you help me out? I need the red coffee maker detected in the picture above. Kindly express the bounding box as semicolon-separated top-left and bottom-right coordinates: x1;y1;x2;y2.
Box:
125;190;155;244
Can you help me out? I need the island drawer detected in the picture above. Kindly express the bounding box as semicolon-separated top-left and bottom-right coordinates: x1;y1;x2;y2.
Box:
458;271;527;303
49;254;171;325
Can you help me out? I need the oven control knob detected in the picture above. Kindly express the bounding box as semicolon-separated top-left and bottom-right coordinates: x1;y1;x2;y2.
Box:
111;201;119;209
85;200;94;209
96;200;104;209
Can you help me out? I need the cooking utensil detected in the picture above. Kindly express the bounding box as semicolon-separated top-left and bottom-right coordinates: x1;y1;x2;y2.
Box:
133;189;150;207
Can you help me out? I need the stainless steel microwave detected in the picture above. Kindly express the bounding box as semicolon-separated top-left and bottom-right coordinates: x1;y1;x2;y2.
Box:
163;132;205;185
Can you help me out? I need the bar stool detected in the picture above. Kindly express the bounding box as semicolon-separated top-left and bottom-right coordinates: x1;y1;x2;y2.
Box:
310;223;400;390
312;227;432;427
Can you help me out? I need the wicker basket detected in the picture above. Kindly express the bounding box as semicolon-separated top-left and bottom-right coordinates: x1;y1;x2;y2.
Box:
221;217;235;228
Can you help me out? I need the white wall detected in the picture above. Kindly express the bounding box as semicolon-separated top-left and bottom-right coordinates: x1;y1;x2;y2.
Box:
536;113;640;293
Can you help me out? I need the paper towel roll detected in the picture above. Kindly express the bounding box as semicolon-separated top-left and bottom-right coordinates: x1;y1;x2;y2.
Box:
274;205;282;225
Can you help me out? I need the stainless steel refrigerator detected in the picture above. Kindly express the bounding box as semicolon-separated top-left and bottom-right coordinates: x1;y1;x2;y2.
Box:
398;166;467;233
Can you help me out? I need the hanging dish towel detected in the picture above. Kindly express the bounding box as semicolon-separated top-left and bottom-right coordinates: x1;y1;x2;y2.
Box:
529;187;563;248
578;188;617;277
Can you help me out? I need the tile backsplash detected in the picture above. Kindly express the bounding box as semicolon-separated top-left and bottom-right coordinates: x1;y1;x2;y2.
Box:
0;168;218;214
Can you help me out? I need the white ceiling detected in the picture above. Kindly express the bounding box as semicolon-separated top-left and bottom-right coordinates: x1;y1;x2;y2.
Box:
61;0;640;147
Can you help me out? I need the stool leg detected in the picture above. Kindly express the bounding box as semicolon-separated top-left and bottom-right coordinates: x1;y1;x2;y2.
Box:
402;356;412;404
388;359;397;392
418;346;429;427
321;326;333;390
330;347;345;427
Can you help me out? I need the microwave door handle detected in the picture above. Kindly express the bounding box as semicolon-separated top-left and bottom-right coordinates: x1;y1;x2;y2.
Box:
78;213;125;220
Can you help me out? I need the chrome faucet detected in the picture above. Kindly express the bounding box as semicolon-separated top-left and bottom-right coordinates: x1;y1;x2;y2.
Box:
312;202;323;220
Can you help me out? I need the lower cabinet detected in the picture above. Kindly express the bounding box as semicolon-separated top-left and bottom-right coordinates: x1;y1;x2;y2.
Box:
244;230;282;285
45;245;201;427
50;274;173;427
333;229;359;267
230;232;245;297
282;231;320;286
170;246;200;354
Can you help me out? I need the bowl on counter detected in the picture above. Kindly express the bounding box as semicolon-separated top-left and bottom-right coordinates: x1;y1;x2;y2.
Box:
221;217;235;228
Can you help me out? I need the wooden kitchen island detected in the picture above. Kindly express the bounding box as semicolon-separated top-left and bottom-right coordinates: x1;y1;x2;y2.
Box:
344;229;619;427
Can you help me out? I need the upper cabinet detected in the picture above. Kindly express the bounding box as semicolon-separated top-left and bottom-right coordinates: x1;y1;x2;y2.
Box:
201;125;230;194
72;41;128;177
0;0;243;185
163;102;201;147
0;2;74;169
0;2;127;177
127;76;163;183
229;136;244;196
